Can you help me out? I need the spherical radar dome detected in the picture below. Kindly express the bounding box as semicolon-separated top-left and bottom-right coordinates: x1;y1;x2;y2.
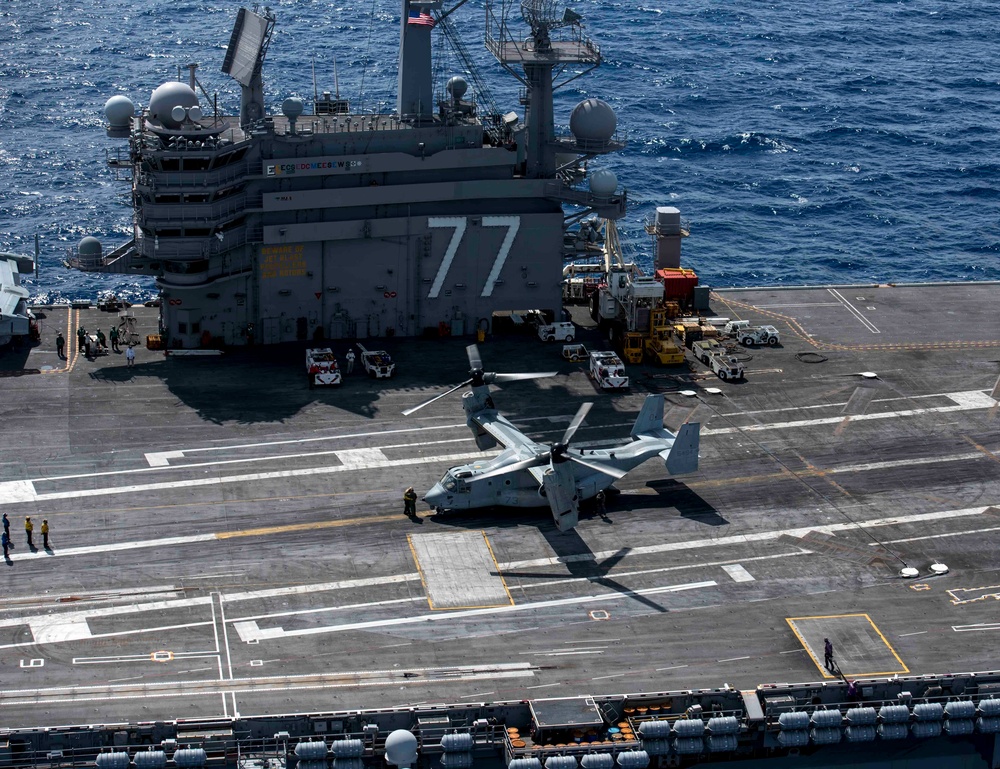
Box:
569;98;617;144
282;97;305;121
589;168;618;196
149;82;199;129
384;730;418;768
104;95;135;128
78;236;103;260
446;75;469;100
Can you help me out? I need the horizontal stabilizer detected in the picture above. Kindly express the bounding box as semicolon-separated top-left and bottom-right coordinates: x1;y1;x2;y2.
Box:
662;422;700;475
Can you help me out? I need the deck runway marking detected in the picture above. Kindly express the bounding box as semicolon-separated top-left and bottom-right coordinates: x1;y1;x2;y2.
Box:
722;564;755;582
953;623;1000;633
875;524;1000;545
143;422;469;466
0;662;537;708
233;580;717;642
408;531;513;610
501;506;991;570
787;613;908;678
334;448;388;468
828;288;881;333
948;586;1000;605
0;450;498;505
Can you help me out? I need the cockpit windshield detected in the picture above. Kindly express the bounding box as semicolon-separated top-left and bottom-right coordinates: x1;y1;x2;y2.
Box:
439;470;470;493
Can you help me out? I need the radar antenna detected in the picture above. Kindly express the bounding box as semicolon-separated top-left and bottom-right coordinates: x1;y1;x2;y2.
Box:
519;0;581;51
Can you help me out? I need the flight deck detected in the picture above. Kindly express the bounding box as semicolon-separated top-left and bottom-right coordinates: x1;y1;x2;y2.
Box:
0;283;998;734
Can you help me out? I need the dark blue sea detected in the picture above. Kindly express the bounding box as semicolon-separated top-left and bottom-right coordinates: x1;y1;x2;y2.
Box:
2;0;999;303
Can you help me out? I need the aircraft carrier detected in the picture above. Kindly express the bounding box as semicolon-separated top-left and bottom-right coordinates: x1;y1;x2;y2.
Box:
5;1;1000;768
1;282;999;767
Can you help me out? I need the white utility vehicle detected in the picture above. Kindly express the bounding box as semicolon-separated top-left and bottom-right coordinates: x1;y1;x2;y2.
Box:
537;321;576;342
737;325;781;347
707;352;745;381
306;348;342;388
357;343;396;378
589;350;629;390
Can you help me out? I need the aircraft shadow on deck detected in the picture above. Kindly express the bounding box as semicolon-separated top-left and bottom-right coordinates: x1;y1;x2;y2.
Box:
635;480;728;526
516;526;668;614
85;336;588;425
430;511;669;613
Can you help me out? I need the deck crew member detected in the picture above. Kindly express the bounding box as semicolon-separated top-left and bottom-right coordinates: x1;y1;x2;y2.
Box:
345;348;356;374
42;519;50;549
56;332;65;358
110;326;119;352
824;638;834;671
2;530;9;560
403;487;418;518
24;517;34;549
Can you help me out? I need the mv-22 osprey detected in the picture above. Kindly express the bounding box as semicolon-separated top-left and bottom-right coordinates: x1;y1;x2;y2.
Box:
403;345;701;531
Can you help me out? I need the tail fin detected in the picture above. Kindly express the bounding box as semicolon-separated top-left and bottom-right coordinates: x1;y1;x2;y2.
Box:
662;422;700;475
630;394;667;439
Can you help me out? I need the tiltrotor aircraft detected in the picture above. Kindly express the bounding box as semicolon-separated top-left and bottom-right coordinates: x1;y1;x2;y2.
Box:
403;345;701;531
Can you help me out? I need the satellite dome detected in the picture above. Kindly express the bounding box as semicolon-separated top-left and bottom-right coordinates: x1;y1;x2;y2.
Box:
282;97;305;121
149;82;199;129
104;95;135;128
78;236;103;258
446;76;469;100
569;98;617;145
589;168;618;197
384;730;418;768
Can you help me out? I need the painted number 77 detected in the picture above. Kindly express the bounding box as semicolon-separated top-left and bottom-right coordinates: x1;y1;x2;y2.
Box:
427;216;520;299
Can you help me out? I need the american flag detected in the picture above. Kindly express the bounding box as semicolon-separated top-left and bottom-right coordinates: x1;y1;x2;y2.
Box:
407;7;435;27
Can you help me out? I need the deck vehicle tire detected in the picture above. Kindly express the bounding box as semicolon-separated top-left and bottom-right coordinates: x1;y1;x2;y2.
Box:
565;334;574;343
768;336;779;346
546;334;555;342
740;337;751;347
717;370;728;380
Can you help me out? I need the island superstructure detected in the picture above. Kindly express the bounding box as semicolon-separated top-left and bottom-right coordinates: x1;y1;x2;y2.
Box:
67;1;628;347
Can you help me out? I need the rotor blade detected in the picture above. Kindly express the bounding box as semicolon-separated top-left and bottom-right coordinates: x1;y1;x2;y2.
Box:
568;453;628;479
474;452;550;481
466;344;482;372
560;402;593;446
489;371;558;383
401;378;473;416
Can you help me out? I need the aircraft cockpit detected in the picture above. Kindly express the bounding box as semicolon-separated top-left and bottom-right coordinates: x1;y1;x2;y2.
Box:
439;469;473;494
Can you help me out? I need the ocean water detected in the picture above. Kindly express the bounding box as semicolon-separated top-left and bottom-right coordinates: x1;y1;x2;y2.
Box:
2;0;999;303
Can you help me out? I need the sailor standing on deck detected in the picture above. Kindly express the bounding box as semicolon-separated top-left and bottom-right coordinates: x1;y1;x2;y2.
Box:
42;519;50;549
24;517;34;549
824;638;835;671
125;345;135;367
1;530;9;560
403;487;418;518
56;332;65;359
2;513;9;541
345;348;356;375
110;326;119;352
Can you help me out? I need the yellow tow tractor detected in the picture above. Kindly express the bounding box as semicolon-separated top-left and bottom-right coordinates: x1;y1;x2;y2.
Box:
643;306;685;365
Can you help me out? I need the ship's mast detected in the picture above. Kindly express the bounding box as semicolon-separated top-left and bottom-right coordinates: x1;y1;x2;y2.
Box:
397;0;441;123
486;0;600;178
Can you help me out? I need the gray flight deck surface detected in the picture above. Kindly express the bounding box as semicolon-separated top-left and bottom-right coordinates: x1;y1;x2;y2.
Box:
0;283;999;732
